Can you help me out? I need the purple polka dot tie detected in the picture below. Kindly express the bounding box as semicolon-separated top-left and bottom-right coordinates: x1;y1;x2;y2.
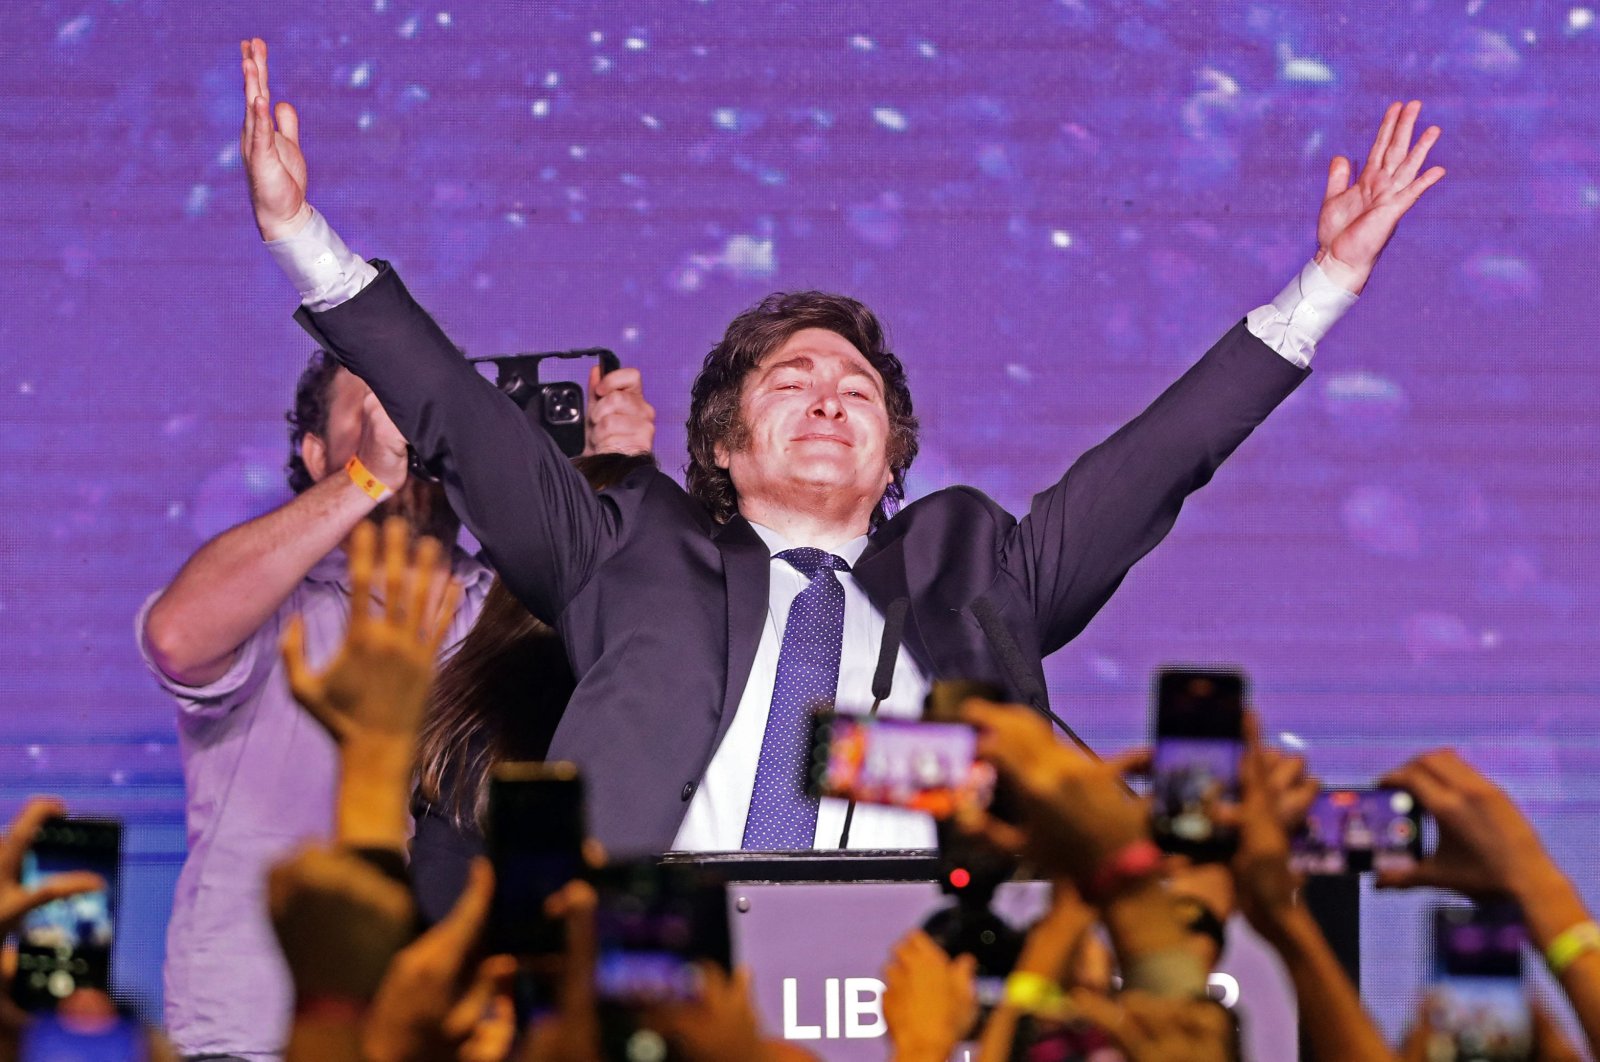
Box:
741;547;849;850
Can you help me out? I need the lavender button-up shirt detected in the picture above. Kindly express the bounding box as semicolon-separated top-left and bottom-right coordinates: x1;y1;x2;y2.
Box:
136;549;491;1060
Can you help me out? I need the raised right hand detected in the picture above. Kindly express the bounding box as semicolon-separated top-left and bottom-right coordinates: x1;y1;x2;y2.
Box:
240;38;311;241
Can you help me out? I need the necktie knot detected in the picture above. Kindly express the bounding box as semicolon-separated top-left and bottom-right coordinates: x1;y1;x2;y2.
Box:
777;547;849;581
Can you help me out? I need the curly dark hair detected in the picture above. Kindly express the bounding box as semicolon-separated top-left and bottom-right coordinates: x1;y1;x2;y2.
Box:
285;350;345;494
685;291;919;526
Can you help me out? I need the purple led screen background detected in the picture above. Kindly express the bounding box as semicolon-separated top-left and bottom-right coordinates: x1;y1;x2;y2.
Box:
3;0;1598;1037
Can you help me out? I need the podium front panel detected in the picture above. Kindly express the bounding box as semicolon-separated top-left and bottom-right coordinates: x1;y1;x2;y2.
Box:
726;878;1299;1062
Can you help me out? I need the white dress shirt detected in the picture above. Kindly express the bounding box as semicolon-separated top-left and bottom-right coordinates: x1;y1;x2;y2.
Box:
266;205;1357;852
671;524;938;851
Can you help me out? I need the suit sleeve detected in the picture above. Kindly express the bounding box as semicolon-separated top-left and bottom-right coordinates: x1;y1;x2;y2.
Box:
1002;320;1310;655
292;262;616;624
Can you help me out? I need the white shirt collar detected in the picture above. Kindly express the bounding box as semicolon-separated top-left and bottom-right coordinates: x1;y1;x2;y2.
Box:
747;520;870;569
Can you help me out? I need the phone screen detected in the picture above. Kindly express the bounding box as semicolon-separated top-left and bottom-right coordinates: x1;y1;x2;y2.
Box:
1427;905;1532;1062
1292;787;1423;875
592;862;729;1006
809;713;996;818
1150;669;1245;861
12;817;121;1012
487;764;586;956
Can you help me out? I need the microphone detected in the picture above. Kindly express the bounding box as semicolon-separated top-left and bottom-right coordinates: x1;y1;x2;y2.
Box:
870;598;909;706
838;597;909;849
969;597;1102;762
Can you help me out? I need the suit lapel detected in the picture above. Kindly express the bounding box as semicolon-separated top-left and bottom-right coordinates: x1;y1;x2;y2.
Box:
852;533;939;681
711;515;771;751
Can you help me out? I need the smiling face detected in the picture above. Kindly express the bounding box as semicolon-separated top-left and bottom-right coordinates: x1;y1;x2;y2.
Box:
715;327;894;531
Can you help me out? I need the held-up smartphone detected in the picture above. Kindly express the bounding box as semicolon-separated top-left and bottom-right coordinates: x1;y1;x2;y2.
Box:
1291;787;1424;875
808;712;996;818
591;861;731;1006
487;762;586;956
11;816;121;1012
485;348;622;458
1150;668;1245;862
1426;904;1532;1062
408;349;621;481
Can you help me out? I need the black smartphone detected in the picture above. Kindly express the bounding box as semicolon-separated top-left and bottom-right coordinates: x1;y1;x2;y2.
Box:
487;762;586;956
1150;668;1245;862
809;711;996;818
1426;904;1531;1062
11;816;121;1012
591;861;730;1007
1291;786;1424;875
487;348;621;458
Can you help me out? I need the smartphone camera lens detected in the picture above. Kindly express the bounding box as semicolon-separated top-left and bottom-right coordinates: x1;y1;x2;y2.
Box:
544;384;583;425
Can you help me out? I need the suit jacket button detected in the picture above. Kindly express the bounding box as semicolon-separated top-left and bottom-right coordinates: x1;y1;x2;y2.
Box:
681;781;696;801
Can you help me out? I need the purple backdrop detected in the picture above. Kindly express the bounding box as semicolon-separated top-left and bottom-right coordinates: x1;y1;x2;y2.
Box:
3;0;1598;1040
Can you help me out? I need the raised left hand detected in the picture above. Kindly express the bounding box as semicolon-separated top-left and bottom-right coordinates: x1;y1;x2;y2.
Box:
1316;100;1445;295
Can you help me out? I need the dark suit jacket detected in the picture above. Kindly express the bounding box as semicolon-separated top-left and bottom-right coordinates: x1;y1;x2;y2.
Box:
296;264;1308;855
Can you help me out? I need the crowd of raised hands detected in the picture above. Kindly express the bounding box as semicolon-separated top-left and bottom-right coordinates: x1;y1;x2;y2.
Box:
4;523;1599;1062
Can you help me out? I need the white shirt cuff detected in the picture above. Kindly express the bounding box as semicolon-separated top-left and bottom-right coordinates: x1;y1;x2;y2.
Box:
263;205;378;313
1244;259;1358;369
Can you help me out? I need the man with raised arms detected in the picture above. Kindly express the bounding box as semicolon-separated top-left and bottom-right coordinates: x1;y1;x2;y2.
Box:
235;38;1443;859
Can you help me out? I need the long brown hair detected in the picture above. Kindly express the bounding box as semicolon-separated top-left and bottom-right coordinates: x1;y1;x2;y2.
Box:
415;452;656;830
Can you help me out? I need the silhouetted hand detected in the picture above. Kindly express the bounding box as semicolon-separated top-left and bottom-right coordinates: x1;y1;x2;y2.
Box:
363;859;516;1062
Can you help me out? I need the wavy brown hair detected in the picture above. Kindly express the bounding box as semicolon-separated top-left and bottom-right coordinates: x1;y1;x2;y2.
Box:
415;452;657;830
684;291;919;526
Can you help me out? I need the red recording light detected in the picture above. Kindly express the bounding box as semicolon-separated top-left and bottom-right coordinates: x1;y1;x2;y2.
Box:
949;867;971;889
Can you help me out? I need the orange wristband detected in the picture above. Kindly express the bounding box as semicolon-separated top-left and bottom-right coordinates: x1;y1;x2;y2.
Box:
345;455;394;502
